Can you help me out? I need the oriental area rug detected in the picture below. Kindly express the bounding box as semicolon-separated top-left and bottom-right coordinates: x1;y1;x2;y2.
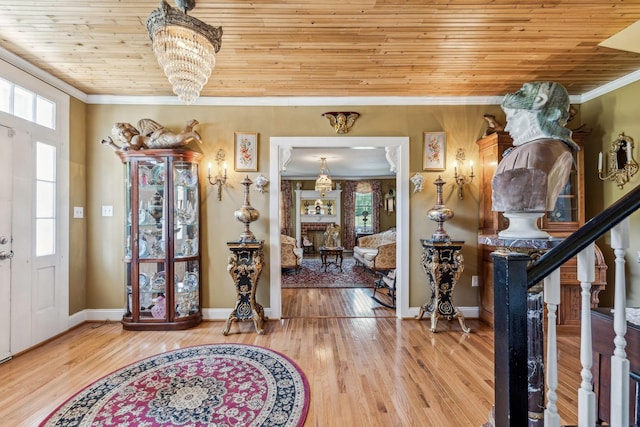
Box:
281;257;375;288
40;344;310;427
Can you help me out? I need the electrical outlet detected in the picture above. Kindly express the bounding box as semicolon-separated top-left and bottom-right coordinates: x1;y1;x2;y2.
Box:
102;205;113;217
471;275;480;287
73;206;84;218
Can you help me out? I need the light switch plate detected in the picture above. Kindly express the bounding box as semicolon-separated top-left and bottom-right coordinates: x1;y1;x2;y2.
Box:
73;206;84;218
471;275;480;287
102;205;113;217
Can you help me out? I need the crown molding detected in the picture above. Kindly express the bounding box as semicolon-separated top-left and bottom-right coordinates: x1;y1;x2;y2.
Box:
579;69;640;103
0;47;88;102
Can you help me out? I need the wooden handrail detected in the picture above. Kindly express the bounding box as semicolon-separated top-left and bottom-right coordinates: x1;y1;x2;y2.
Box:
493;183;640;426
527;184;640;288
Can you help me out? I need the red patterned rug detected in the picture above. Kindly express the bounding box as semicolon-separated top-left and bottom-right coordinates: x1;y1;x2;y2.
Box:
282;257;375;288
40;344;310;427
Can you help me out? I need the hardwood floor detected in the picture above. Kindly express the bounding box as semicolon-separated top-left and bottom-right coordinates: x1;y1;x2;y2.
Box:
0;318;493;426
0;289;583;426
282;252;396;318
282;287;396;318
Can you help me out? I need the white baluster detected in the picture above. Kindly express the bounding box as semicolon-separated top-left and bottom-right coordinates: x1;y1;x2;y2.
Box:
545;268;561;427
610;218;630;427
577;243;596;427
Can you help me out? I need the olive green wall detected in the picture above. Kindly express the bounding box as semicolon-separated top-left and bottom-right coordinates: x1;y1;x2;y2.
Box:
80;103;504;312
68;97;87;315
581;80;640;307
66;84;640;316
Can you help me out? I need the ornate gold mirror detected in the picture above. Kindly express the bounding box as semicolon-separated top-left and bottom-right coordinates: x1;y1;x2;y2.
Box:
598;132;638;188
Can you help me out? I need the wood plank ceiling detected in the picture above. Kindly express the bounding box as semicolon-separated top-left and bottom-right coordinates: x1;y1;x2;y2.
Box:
0;0;639;98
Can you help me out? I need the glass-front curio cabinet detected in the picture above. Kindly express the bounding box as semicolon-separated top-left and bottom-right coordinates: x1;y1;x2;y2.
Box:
117;149;203;330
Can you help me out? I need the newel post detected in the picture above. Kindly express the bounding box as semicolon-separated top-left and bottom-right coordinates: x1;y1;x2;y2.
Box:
491;250;530;427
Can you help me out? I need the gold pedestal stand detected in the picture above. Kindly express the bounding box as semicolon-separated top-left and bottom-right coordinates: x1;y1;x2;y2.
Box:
417;176;470;333
224;240;267;335
222;175;267;335
417;240;470;333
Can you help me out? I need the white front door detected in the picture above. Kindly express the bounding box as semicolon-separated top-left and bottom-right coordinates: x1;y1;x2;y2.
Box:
0;126;14;362
0;126;67;360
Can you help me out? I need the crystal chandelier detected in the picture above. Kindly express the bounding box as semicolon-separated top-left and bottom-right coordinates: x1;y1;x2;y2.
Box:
146;0;223;105
315;157;333;197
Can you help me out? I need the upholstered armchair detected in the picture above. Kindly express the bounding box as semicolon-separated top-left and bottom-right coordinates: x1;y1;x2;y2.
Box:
281;234;303;273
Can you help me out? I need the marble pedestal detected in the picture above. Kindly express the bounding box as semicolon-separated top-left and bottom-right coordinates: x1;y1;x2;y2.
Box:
478;235;561;427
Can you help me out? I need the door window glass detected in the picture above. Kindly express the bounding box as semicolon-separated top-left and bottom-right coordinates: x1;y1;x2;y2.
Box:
36;142;57;256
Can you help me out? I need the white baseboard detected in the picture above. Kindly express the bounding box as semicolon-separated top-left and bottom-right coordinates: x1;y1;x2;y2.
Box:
75;306;478;322
68;309;125;328
72;308;279;323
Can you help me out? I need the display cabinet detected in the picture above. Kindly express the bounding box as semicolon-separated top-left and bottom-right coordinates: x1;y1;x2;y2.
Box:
477;131;607;331
117;149;203;330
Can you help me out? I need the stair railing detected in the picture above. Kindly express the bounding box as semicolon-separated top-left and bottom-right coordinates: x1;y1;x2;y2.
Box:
491;184;640;426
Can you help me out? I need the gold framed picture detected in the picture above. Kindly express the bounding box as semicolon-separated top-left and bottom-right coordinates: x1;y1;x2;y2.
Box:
423;131;446;171
234;132;259;172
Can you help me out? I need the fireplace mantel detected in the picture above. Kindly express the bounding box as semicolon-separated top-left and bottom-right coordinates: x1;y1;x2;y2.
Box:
295;189;342;247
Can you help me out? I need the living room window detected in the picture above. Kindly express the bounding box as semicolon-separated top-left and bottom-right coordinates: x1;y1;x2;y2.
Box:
354;192;372;232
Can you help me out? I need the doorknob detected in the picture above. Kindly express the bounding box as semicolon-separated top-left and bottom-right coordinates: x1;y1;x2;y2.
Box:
0;250;14;260
0;236;8;245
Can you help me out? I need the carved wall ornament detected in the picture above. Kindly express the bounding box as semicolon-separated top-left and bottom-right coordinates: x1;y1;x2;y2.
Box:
279;146;293;171
385;146;399;173
254;174;270;193
482;114;505;136
322;112;360;134
101;118;201;151
410;173;424;193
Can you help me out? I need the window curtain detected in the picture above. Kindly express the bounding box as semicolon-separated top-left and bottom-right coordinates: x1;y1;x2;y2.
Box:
344;179;382;248
370;180;382;233
342;181;357;249
280;180;292;236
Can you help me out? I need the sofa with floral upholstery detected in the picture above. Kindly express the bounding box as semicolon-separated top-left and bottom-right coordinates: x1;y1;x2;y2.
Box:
281;234;304;273
353;229;396;272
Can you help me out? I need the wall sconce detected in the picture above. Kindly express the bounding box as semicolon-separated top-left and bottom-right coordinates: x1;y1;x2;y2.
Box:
385;188;396;214
208;149;227;201
598;132;638;189
453;148;474;200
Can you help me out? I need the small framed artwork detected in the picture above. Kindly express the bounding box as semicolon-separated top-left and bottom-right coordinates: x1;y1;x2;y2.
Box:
423;131;446;171
234;132;259;172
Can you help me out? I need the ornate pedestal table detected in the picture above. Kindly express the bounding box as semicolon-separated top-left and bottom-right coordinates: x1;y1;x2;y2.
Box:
417;239;470;333
319;246;344;272
223;240;267;335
